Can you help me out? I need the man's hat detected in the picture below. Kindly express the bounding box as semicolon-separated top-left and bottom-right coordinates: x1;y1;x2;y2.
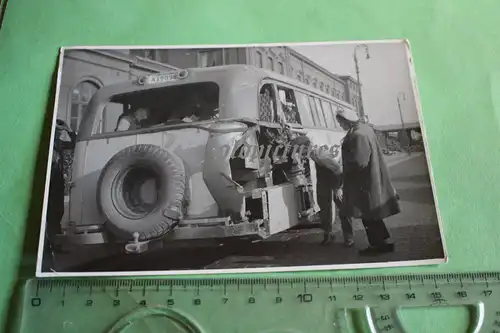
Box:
290;134;311;147
336;108;360;123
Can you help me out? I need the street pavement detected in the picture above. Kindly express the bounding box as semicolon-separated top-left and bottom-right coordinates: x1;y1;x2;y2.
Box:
68;152;445;273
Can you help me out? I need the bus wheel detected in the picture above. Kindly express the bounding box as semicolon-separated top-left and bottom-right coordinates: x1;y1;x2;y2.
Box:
97;144;186;242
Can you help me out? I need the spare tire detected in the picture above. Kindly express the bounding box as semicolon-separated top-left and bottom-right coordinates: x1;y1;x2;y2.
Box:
97;144;186;241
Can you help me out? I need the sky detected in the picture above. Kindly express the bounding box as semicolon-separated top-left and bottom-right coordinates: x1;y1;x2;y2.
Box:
292;41;420;127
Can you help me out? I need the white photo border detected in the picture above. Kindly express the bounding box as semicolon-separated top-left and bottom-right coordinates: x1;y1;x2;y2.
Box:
36;39;448;277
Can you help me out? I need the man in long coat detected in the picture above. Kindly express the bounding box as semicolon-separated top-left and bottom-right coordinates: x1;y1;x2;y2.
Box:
336;110;400;255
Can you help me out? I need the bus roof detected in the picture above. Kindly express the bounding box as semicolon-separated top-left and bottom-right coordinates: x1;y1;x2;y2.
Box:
79;65;357;140
92;65;353;109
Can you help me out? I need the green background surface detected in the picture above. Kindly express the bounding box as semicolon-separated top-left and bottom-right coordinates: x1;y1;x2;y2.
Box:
0;0;499;331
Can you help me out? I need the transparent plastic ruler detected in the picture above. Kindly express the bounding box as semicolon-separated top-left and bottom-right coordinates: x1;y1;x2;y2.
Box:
10;272;500;332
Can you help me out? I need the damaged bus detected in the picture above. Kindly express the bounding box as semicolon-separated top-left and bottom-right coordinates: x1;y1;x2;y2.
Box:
52;65;357;253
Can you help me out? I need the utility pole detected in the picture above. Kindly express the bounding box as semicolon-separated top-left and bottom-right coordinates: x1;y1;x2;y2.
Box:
353;44;370;118
397;92;411;156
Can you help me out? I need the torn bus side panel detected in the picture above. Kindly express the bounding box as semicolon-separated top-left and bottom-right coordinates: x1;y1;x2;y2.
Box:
203;121;318;236
202;121;249;223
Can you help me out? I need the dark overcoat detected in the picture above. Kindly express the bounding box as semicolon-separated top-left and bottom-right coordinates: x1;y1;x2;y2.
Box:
341;123;400;219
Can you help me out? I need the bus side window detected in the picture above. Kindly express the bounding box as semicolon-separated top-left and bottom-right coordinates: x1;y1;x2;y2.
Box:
307;96;320;127
259;84;277;122
295;91;314;127
94;102;124;135
321;99;336;129
313;97;327;128
277;86;301;124
329;103;340;128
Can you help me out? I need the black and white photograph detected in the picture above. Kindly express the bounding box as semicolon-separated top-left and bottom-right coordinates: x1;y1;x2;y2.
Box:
37;40;446;277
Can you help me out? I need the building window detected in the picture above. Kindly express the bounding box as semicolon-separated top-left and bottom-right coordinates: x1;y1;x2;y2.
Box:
325;85;330;94
70;81;99;132
223;49;231;65
297;74;302;82
198;52;209;68
130;49;156;61
198;50;223;67
156;50;169;63
256;51;263;68
267;57;274;71
320;82;324;91
278;62;285;75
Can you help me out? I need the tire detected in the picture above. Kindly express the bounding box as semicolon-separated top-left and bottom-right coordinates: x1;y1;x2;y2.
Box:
97;144;186;241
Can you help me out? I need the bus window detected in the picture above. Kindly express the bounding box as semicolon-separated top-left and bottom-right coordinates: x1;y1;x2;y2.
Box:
307;96;320;126
320;99;336;129
98;102;124;134
95;82;220;135
277;86;301;124
328;103;340;128
295;91;314;127
259;84;277;122
313;97;327;127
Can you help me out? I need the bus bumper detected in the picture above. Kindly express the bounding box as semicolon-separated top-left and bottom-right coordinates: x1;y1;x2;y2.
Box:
53;182;316;248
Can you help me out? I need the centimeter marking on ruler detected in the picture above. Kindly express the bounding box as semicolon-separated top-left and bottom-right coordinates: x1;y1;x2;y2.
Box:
32;272;500;290
20;272;500;333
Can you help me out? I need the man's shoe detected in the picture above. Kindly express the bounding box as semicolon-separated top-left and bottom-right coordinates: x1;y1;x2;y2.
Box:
359;243;395;256
321;233;335;246
344;238;355;248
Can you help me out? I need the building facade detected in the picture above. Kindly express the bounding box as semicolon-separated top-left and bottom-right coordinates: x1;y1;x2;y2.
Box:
58;47;359;133
58;49;180;132
154;47;359;107
340;76;361;112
